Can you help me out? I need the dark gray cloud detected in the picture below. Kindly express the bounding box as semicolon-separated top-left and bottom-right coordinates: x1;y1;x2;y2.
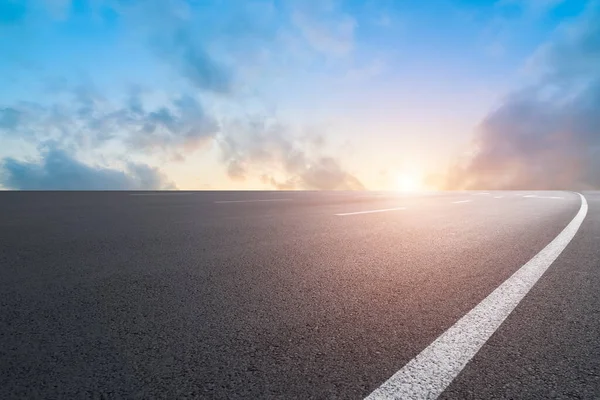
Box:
220;117;364;190
443;6;600;190
0;145;175;190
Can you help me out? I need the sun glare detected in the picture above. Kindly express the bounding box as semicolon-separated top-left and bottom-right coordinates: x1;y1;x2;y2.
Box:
396;172;424;192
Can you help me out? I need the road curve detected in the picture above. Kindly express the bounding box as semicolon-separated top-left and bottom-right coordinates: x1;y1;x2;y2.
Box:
0;191;596;399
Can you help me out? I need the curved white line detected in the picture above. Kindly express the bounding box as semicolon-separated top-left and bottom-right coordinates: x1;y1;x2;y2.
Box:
366;193;588;400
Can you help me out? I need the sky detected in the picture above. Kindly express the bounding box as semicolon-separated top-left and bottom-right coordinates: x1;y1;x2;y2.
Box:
0;0;598;191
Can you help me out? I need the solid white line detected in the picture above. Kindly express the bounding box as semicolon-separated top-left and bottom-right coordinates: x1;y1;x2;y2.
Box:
335;207;406;216
214;199;292;204
452;200;472;204
366;193;587;400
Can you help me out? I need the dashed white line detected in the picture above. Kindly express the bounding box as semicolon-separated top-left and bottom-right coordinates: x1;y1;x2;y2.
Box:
335;207;406;216
214;199;293;204
365;193;587;400
523;195;564;200
355;194;388;198
493;196;504;199
452;200;472;204
129;192;192;196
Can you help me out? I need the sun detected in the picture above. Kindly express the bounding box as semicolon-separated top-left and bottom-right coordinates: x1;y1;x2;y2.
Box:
395;172;424;192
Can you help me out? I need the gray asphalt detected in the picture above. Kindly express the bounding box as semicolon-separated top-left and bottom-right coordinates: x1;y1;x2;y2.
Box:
440;192;600;400
0;190;595;399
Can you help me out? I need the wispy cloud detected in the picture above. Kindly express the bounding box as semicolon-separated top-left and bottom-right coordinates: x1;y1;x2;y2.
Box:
291;0;356;57
478;0;568;58
156;28;234;94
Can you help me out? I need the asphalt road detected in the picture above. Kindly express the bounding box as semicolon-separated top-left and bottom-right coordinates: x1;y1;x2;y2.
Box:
0;190;597;399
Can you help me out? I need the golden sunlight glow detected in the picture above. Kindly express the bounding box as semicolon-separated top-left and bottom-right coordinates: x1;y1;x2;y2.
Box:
395;172;425;192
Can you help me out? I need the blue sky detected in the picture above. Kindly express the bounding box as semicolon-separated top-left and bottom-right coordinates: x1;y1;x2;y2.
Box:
0;0;598;190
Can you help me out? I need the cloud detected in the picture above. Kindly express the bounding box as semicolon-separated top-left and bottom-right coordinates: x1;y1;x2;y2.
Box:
43;0;72;20
125;93;219;154
442;5;600;190
1;0;365;190
226;159;246;181
159;28;233;94
477;0;567;59
0;83;218;190
114;0;287;95
219;117;364;190
291;0;356;56
0;87;218;158
0;145;175;190
114;0;245;95
85;0;222;95
0;107;20;129
299;156;364;190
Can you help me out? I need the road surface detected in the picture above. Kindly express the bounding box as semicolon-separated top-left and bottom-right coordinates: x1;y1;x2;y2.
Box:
0;191;598;399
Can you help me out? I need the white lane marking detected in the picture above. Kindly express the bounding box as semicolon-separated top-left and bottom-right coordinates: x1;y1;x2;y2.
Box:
335;207;406;216
452;200;472;204
523;195;564;200
493;196;504;199
215;199;292;204
355;194;388;198
365;193;587;400
130;192;192;196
